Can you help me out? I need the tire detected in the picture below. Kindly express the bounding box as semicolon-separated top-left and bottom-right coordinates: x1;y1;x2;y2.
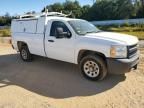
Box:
80;55;107;81
20;46;33;62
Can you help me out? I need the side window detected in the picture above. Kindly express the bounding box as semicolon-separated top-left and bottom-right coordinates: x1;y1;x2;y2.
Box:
50;21;71;37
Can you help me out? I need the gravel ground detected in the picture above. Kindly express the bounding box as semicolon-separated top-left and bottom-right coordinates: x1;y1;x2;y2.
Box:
0;44;144;108
139;40;144;48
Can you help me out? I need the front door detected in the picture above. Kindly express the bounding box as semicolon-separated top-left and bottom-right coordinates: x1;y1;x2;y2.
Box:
45;20;75;63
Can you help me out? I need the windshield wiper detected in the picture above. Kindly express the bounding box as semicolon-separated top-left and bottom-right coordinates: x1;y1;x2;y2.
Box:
86;30;102;34
85;31;96;34
95;30;103;33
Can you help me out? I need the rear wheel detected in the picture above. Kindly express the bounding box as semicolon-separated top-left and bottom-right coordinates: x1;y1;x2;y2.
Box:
20;46;33;62
80;55;107;81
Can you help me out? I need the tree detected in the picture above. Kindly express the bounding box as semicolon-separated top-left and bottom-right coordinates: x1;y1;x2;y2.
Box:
1;0;144;26
140;0;144;5
42;1;82;18
87;0;136;21
63;0;82;18
0;12;11;26
42;3;64;12
80;5;91;20
115;0;136;19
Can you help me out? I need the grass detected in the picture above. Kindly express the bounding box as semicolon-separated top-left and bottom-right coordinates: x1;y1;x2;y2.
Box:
119;31;144;40
98;26;144;40
0;28;11;37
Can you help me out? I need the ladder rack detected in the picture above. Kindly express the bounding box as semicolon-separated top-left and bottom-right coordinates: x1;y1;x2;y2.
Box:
19;11;72;19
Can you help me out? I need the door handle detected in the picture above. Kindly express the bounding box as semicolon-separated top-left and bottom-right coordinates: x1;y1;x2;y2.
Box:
48;40;54;42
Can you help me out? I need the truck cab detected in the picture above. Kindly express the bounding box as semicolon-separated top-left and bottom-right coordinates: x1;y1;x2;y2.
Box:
11;12;139;81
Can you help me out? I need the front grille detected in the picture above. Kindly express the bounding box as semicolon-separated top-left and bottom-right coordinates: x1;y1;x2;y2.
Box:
127;44;138;58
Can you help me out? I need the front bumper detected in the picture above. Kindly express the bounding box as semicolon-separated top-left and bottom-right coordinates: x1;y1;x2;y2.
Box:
106;54;139;74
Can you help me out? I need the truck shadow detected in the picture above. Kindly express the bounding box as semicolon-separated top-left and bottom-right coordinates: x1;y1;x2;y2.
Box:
0;54;126;99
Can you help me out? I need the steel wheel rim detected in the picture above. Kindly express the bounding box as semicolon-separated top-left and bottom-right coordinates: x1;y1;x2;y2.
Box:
83;60;100;78
21;49;27;60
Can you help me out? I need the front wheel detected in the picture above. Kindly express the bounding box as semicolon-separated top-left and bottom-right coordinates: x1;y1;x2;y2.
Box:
80;55;107;81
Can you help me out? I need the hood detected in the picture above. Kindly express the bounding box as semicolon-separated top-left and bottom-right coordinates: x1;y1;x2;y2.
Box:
85;32;139;45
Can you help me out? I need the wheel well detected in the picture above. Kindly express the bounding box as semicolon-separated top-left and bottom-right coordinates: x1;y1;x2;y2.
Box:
78;50;106;64
17;41;27;51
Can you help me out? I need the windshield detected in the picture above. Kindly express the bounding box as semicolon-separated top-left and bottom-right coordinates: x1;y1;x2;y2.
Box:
68;20;101;35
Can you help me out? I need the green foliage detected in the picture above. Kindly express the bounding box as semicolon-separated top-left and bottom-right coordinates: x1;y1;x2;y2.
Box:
0;29;11;37
0;13;12;26
42;3;64;12
80;5;91;20
98;25;144;39
122;22;130;27
41;0;144;21
42;1;82;18
87;0;136;21
64;1;82;18
1;0;144;26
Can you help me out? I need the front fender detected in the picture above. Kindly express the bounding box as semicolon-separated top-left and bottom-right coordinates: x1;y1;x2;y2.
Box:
74;39;110;64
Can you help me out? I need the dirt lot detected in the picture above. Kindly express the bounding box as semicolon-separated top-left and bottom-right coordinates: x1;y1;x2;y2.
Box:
0;44;144;108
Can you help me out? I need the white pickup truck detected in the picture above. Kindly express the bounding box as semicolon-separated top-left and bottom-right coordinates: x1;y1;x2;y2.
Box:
11;12;139;81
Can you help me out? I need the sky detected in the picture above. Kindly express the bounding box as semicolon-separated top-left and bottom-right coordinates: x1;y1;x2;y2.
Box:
0;0;93;16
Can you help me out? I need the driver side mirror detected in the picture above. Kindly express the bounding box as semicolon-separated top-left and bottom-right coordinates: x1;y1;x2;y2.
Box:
55;27;71;39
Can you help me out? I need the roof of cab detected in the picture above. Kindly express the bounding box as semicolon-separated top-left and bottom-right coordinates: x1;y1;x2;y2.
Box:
46;16;77;21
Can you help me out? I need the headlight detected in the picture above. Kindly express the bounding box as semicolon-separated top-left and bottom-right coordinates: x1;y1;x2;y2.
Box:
110;45;127;58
